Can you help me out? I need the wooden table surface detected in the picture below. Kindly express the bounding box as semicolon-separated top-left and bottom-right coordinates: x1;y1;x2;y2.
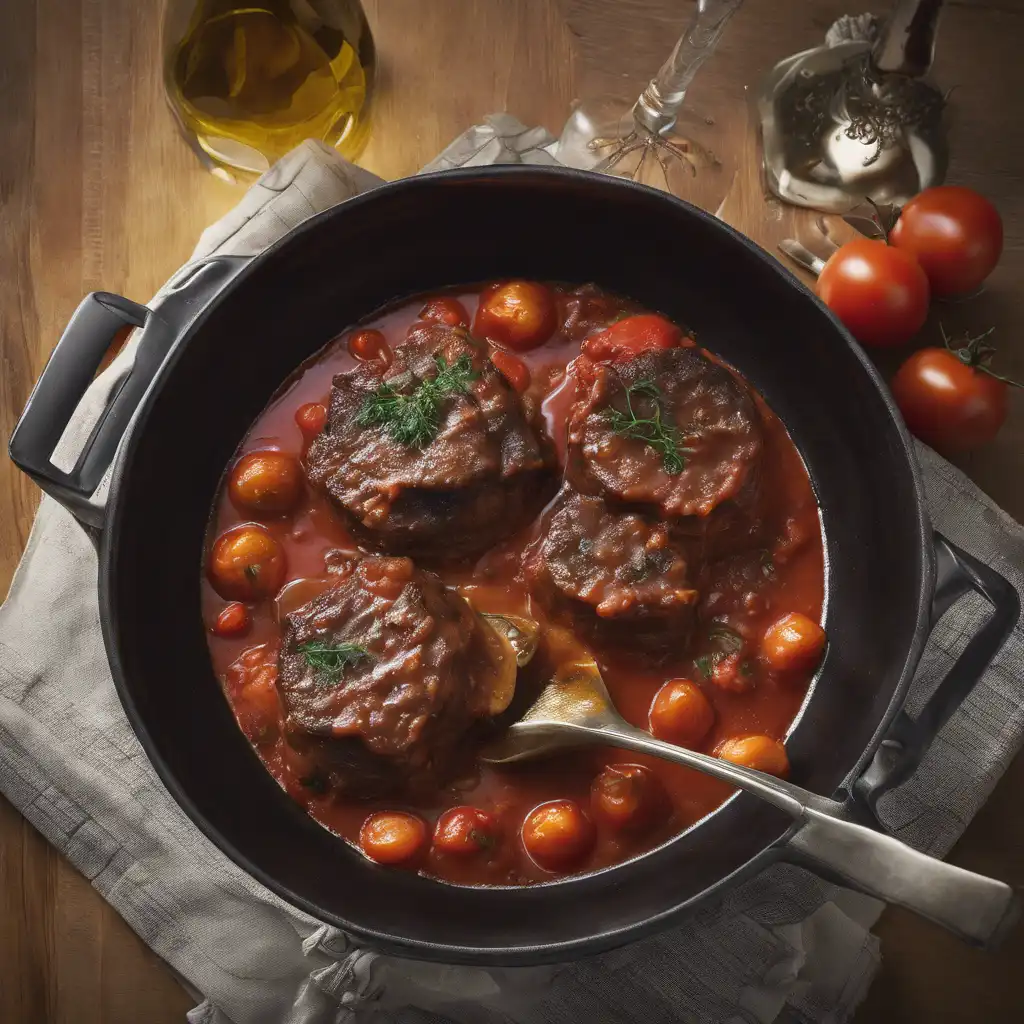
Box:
2;1;1022;1021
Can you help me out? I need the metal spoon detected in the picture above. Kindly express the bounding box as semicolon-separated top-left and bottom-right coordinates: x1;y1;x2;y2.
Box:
483;657;1018;949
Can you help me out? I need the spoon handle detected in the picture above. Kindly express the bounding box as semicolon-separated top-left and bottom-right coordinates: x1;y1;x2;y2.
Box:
596;721;1017;948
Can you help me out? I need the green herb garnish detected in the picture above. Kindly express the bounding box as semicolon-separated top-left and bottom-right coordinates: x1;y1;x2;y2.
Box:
604;377;690;475
356;354;478;449
298;640;371;684
694;654;715;680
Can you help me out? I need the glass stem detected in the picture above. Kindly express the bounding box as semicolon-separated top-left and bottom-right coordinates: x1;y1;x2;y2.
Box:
633;0;745;136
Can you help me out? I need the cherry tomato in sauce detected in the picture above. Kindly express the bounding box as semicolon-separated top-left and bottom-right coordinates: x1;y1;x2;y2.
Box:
229;451;302;515
348;328;393;365
590;764;665;832
229;651;280;745
581;314;683;363
359;811;428;865
473;281;556;351
649;678;715;747
521;799;595;871
419;296;470;327
213;602;250;637
716;736;790;778
889;186;1003;297
433;806;500;855
295;401;327;439
761;613;826;676
816;239;929;347
489;348;531;393
890;343;1010;453
208;524;287;601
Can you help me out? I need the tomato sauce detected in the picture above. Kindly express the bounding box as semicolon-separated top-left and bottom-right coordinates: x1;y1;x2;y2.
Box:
203;283;825;885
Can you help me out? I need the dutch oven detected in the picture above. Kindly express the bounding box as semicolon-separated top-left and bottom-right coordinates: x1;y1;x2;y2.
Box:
9;167;1020;964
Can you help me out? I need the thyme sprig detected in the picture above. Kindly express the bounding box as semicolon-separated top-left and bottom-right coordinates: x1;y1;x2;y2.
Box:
356;354;478;448
604;378;690;475
298;640;371;685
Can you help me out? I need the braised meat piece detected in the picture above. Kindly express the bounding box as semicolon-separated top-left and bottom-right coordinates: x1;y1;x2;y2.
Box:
567;348;763;525
305;322;553;560
277;556;513;796
530;492;699;654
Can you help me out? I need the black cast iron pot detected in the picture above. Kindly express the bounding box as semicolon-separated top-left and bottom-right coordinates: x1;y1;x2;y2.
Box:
10;167;1020;964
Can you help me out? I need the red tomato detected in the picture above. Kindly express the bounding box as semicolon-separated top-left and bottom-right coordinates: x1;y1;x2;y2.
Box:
489;349;531;393
590;764;665;832
816;239;929;347
581;314;683;363
208;524;287;601
295;402;327;439
359;812;427;865
649;678;714;747
761;613;826;676
521;799;594;871
348;329;393;365
890;186;1003;297
473;281;556;351
716;736;790;778
433;806;500;855
213;602;250;637
891;342;1010;453
228;451;302;515
419;296;469;327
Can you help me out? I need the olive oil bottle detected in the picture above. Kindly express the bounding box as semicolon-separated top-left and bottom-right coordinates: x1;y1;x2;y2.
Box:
163;0;375;179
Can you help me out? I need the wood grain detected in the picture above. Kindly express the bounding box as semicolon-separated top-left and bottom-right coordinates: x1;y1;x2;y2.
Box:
1;0;1022;1020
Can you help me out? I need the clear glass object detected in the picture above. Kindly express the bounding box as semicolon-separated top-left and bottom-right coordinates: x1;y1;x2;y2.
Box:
163;0;376;182
556;0;744;212
757;0;948;212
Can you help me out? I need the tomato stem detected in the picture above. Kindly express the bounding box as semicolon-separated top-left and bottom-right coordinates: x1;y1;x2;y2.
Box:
941;324;1023;388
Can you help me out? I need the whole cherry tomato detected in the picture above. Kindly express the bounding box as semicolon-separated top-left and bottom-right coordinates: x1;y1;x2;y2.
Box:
419;296;470;327
359;811;428;865
890;330;1015;453
348;329;393;366
433;806;500;855
473;281;556;351
228;451;302;515
716;735;790;778
648;678;714;747
590;764;665;832
761;612;826;676
208;524;287;601
521;799;594;871
890;186;1003;297
581;314;682;363
295;402;327;439
816;239;929;347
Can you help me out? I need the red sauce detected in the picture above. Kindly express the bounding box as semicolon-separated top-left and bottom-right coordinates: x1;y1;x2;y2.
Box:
203;283;825;885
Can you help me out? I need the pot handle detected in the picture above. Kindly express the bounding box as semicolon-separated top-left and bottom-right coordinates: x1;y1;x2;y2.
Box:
852;532;1021;817
9;255;250;530
8;292;152;528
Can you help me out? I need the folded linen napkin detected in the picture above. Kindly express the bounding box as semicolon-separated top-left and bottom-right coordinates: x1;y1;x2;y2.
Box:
2;120;1023;1024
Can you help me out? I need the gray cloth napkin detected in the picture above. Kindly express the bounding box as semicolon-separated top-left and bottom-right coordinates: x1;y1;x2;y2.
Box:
2;123;1023;1024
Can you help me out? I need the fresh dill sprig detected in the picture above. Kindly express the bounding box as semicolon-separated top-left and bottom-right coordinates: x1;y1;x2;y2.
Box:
356;354;478;448
604;377;689;474
298;640;371;684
